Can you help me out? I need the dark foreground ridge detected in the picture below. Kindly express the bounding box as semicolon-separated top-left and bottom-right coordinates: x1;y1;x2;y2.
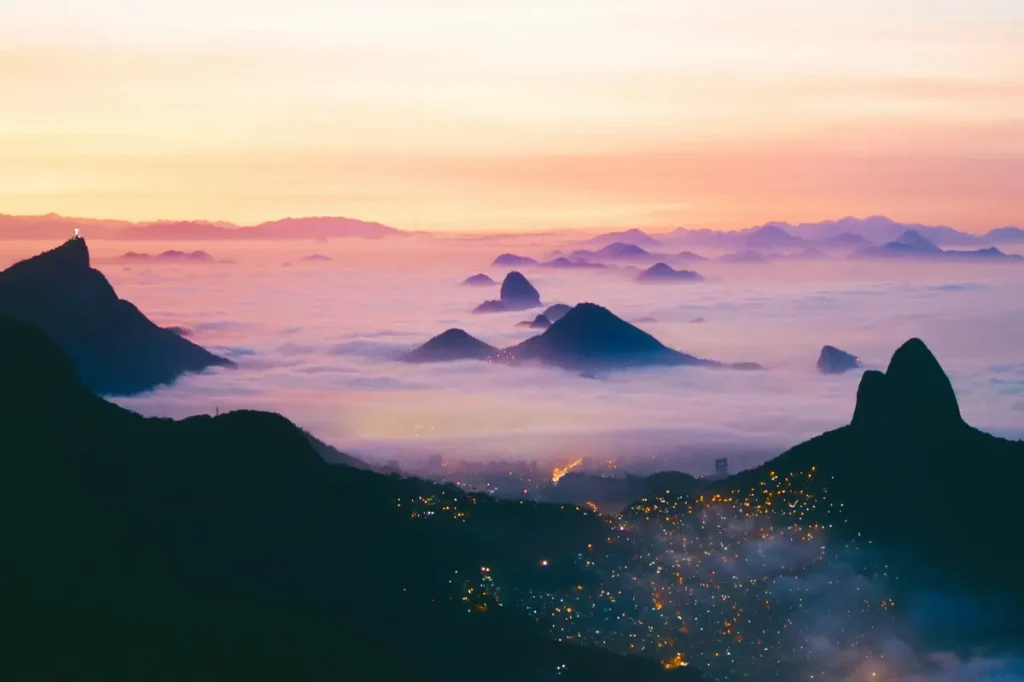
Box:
0;238;232;395
715;337;1024;613
0;316;698;682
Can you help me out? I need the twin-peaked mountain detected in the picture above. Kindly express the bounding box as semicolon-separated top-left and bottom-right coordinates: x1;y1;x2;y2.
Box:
708;338;1024;608
0;238;231;395
404;303;761;371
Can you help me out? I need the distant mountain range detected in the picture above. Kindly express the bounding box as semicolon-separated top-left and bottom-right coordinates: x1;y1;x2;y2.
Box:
0;238;232;395
580;217;1024;251
0;213;400;240
854;230;1023;261
579;228;662;249
569;242;656;262
636;262;703;283
121;250;216;263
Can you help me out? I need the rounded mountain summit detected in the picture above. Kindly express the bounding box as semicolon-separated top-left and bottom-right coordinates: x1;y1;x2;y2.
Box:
473;271;541;313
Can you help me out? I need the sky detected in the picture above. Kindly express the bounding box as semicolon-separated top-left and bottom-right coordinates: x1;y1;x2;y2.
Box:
1;0;1023;232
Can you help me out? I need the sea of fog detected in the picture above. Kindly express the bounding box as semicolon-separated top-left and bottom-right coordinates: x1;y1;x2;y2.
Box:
4;235;1023;473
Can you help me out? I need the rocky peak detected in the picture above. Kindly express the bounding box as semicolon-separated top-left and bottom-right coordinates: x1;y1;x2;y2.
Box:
499;271;541;310
8;236;90;274
816;345;861;374
851;338;962;431
400;328;496;363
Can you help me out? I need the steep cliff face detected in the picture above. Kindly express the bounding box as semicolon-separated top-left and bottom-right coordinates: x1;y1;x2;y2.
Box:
850;338;962;431
0;238;232;395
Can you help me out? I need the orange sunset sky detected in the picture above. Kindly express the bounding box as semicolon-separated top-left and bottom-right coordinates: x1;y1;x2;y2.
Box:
1;0;1022;232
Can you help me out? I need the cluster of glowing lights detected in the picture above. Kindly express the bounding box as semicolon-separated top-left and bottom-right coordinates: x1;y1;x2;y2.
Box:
467;467;896;681
551;457;584;484
663;652;689;669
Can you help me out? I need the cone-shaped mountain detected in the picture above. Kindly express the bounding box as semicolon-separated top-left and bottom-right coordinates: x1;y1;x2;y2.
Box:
504;303;759;371
401;329;497;363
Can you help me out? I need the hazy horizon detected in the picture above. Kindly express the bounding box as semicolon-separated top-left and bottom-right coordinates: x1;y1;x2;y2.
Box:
0;209;1019;238
4;234;1021;475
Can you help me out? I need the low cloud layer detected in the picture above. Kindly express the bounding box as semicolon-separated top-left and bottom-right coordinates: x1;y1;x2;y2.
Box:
5;236;1023;471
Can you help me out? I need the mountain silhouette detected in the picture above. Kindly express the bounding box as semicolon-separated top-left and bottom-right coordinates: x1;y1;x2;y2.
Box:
544;304;573;322
660;216;994;250
743;225;805;249
593;242;652;260
461;273;496;286
673;251;708;264
542;257;605;269
499;271;541;310
491;253;538;267
851;338;961;429
713;338;1024;608
0;316;692;682
0;238;232;395
822;232;872;248
748;216;982;247
121;250;215;262
782;247;827;261
0;213;400;241
471;272;542;314
503;303;760;371
401;329;497;363
248;216;398;239
856;230;1022;261
986;226;1024;244
516;315;551;330
580;229;660;249
816;345;861;374
718;249;769;263
942;246;1023;261
883;229;943;253
472;299;507;314
636;262;703;283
